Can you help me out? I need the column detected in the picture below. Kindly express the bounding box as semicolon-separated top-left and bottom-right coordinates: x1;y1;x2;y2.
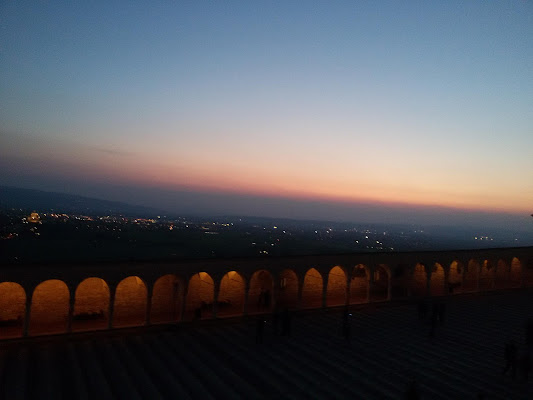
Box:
243;279;250;316
23;295;32;337
108;286;116;330
180;281;188;322
345;274;351;307
213;284;220;319
145;286;153;326
67;293;75;333
322;274;329;309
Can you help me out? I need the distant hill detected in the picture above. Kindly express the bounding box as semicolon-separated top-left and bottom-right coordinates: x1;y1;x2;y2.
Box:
0;186;162;216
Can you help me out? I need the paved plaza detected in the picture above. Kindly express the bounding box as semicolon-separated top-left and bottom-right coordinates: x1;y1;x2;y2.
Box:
1;290;533;399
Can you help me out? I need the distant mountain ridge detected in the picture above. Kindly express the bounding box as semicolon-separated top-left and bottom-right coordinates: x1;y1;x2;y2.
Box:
0;186;161;216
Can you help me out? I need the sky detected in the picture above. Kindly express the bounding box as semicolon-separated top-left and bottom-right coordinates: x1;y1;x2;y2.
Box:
1;1;532;229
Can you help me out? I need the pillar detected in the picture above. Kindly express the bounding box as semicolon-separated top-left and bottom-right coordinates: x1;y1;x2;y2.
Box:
297;278;304;310
213;284;220;319
243;279;250;316
345;273;351;307
145;285;153;326
108;286;116;330
180;281;188;323
67;292;75;333
322;273;329;309
23;294;32;337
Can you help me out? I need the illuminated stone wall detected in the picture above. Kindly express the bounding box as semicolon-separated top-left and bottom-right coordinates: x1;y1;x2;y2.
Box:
73;277;109;331
479;260;495;291
30;280;69;335
113;276;147;327
510;258;522;287
430;263;446;297
326;266;346;306
185;272;214;320
0;282;26;338
278;269;299;309
151;274;182;324
448;261;463;294
217;271;245;317
411;264;427;297
1;246;531;339
301;268;323;309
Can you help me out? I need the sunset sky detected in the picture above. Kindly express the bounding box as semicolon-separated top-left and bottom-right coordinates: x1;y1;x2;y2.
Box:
1;1;532;228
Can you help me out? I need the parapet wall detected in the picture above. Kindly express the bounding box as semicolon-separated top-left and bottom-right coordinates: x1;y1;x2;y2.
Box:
0;246;532;339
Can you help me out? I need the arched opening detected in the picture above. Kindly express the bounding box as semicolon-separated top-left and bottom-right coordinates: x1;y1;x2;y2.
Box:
301;268;323;309
448;261;463;294
350;264;368;304
430;263;446;297
524;258;533;287
0;282;26;338
463;259;479;292
151;274;184;324
30;280;69;336
217;271;245;317
248;270;273;314
479;260;495;291
371;265;389;302
411;264;427;297
113;276;147;328
185;272;214;320
510;257;522;287
495;260;509;289
278;269;299;310
391;264;409;299
73;278;110;332
326;266;346;307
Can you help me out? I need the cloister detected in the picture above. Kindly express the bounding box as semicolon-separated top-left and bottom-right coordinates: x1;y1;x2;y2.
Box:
0;246;532;339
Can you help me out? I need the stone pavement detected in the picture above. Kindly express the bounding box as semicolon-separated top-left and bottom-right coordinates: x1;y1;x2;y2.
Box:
1;290;532;399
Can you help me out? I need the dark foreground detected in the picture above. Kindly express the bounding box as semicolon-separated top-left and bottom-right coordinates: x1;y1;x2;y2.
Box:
1;291;533;399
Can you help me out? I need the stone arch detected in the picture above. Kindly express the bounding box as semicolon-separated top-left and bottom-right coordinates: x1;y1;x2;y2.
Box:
278;269;299;309
350;264;369;304
185;272;214;320
430;263;446;297
495;260;509;289
510;257;522;288
151;274;184;324
0;282;26;338
448;261;464;294
371;265;390;302
390;264;409;299
30;279;70;336
113;276;147;328
248;270;274;314
479;260;495;291
301;268;323;309
73;277;110;332
326;266;347;307
217;271;245;317
463;259;479;292
411;263;427;297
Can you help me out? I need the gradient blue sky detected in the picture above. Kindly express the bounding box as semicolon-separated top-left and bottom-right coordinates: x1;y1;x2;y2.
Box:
1;1;532;228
